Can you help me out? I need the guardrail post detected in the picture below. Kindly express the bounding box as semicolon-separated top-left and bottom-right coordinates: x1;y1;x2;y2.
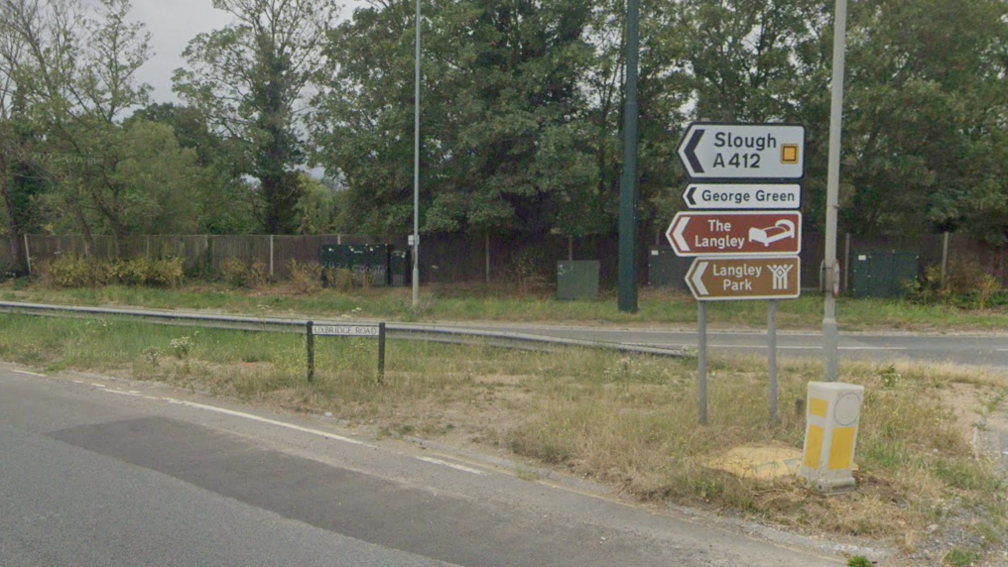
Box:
378;322;386;382
306;320;314;382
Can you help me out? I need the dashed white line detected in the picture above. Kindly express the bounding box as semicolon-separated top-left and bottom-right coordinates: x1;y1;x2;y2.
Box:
416;456;487;476
12;370;47;377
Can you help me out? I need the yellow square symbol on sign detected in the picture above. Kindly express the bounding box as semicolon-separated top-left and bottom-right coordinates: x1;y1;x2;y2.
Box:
781;144;799;164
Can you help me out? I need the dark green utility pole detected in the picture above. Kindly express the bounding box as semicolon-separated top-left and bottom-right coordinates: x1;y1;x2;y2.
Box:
618;0;642;313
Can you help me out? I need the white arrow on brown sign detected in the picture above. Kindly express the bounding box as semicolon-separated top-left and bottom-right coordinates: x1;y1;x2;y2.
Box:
686;256;801;301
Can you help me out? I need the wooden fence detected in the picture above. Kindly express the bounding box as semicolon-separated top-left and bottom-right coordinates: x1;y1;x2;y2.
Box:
2;230;998;288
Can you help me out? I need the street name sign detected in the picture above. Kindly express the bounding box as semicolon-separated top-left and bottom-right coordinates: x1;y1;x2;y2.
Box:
683;183;801;210
666;211;802;257
677;123;805;180
313;324;381;337
686;256;800;301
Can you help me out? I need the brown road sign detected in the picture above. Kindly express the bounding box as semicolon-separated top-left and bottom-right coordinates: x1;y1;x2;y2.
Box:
686;256;800;301
666;211;802;257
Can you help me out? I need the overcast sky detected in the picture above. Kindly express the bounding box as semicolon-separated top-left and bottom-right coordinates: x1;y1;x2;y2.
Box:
129;0;366;103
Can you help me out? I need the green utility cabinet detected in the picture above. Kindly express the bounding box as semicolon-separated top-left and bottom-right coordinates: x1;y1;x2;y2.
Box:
557;260;600;300
321;244;391;286
648;247;690;292
850;250;919;298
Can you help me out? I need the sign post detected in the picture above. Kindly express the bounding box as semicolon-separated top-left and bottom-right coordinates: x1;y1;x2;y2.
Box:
306;322;387;381
673;122;805;424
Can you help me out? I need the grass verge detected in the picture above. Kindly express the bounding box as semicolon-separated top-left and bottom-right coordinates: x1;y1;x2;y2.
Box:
4;280;1008;332
1;312;1005;560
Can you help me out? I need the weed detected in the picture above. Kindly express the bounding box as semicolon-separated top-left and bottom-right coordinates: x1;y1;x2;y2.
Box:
943;547;981;567
847;555;872;567
879;365;902;388
170;336;193;359
288;260;322;294
143;346;162;367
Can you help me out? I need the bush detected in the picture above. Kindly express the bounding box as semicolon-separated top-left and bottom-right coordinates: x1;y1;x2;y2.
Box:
288;259;322;294
42;255;184;289
327;267;355;292
45;255;93;288
219;257;248;288
247;260;269;289
908;257;1006;309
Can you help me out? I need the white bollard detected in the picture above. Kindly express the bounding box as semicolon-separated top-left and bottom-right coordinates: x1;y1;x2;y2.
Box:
798;381;864;494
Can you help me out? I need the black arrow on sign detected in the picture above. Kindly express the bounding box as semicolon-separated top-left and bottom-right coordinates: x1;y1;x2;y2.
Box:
684;129;705;174
684;185;696;206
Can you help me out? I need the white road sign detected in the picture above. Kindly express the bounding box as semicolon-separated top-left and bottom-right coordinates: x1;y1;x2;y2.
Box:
677;123;805;180
682;183;801;210
313;324;380;337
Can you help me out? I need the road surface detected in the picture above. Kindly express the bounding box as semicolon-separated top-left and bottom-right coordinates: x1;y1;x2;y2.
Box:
0;365;846;567
426;323;1008;367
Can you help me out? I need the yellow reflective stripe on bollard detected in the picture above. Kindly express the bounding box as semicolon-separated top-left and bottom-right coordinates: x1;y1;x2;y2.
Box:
829;427;856;470
804;425;824;469
809;397;828;418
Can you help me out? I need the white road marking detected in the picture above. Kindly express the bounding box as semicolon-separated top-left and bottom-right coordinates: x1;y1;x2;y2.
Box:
92;383;106;388
93;387;490;477
12;369;46;377
163;398;377;448
715;345;906;351
416;456;486;476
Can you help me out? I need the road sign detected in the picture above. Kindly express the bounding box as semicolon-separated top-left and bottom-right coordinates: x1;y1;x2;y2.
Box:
683;183;801;210
677;123;805;180
313;324;381;337
666;211;802;257
686;256;800;301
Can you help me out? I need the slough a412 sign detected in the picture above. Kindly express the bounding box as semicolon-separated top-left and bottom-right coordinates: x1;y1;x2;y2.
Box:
677;123;805;180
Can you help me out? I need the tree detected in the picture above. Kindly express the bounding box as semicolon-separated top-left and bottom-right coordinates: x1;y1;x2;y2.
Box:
311;0;602;242
838;0;1008;241
127;102;258;234
174;0;339;234
2;0;153;248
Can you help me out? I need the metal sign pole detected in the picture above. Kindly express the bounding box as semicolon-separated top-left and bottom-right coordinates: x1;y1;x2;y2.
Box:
698;302;708;425
306;320;314;383
823;0;849;382
378;322;386;382
768;300;778;423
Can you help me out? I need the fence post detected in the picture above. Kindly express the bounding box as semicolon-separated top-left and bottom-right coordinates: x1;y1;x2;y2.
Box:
269;234;275;279
23;234;31;276
843;232;851;293
378;322;386;382
306;320;314;382
942;231;950;285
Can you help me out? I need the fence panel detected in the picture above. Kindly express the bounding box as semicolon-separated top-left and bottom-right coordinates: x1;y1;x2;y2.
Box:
22;231;1008;288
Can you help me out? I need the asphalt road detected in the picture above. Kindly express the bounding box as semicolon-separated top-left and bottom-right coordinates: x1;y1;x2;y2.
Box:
428;323;1008;367
0;366;846;567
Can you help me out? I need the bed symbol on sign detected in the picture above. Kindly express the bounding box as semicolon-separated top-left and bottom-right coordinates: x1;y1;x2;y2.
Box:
749;219;796;246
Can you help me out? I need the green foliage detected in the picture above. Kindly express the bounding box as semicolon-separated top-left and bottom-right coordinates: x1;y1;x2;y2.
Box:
908;258;1007;310
44;255;184;289
943;547;982;567
846;556;872;567
173;0;338;234
169;335;193;359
